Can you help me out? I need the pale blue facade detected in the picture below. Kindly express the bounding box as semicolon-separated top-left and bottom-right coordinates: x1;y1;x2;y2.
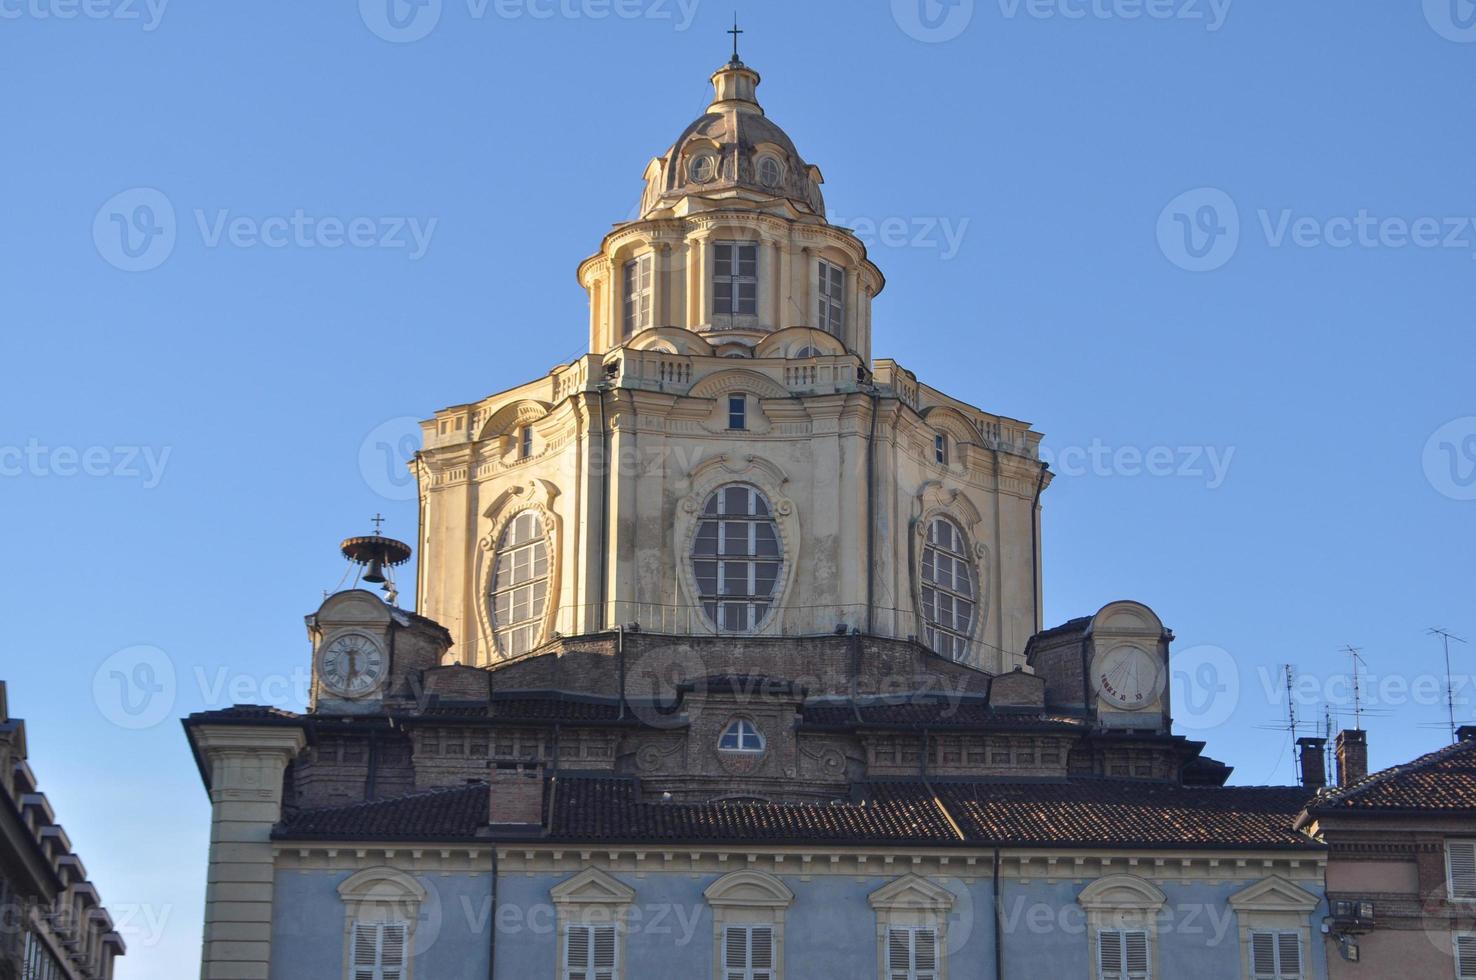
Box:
261;864;1331;980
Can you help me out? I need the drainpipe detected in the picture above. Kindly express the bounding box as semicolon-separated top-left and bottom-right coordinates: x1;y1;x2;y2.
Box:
617;625;627;721
993;846;1005;980
1030;462;1048;635
487;846;499;980
865;391;880;635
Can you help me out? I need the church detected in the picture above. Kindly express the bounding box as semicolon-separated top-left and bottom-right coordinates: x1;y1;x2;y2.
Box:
183;48;1342;980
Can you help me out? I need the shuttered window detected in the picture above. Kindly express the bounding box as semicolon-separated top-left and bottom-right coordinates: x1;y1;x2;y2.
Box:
886;927;938;980
722;925;774;980
1456;934;1476;979
350;922;406;980
817;260;844;334
1249;930;1302;979
1098;929;1149;980
1449;841;1476;899
565;924;617;980
713;242;758;316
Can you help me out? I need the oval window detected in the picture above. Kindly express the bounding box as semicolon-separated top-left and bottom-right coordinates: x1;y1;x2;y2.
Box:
692;484;783;633
758;156;782;187
490;512;549;657
689;154;717;183
920;517;975;661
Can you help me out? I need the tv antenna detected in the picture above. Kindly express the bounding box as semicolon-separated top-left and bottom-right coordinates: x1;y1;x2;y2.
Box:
1429;627;1468;742
1342;645;1368;730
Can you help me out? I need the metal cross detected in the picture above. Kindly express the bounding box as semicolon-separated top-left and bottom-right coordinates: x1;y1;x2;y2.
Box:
371;513;386;534
728;15;743;61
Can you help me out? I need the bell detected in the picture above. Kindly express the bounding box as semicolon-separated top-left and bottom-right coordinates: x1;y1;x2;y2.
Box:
362;556;386;583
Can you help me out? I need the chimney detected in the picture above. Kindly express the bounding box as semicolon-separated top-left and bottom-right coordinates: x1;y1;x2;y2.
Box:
488;762;545;828
1296;737;1328;789
1335;729;1368;788
1457;725;1476;743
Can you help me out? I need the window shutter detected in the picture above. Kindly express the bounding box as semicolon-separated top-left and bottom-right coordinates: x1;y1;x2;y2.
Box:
567;925;591;980
1275;932;1301;979
1098;930;1124;980
1250;931;1277;978
914;928;937;980
352;923;379;980
888;928;912;980
750;926;774;980
1456;934;1476;979
1452;842;1476;898
592;925;616;980
726;925;749;980
380;923;406;980
1124;931;1149;980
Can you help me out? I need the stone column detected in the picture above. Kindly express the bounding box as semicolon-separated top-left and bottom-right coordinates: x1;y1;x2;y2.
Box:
192;724;306;980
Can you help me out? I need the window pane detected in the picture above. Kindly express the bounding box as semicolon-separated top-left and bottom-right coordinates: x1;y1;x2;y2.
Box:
695;521;719;556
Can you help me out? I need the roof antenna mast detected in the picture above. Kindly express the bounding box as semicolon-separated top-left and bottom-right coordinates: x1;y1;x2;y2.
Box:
1342;645;1367;731
1429;627;1468;743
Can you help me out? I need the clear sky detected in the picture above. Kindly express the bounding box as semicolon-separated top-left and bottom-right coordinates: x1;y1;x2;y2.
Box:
3;1;1474;976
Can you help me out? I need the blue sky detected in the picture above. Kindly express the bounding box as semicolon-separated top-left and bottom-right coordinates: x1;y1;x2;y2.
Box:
3;1;1475;976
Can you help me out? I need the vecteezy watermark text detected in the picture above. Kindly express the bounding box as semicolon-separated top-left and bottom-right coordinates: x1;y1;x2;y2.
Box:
0;0;167;30
360;0;700;43
831;214;971;261
93;188;437;272
1158;187;1476;272
0;440;170;488
1038;439;1236;489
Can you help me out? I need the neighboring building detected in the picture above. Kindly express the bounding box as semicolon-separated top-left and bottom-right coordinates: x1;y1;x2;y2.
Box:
183;49;1337;980
1296;728;1476;978
0;682;125;980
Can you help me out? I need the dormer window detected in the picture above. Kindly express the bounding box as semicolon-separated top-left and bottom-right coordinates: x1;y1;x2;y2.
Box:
714;242;758;316
817;260;845;334
622;254;653;338
757;156;782;187
689;154;717;183
719;719;764;752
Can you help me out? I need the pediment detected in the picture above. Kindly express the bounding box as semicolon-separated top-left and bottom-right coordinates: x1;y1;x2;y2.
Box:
550;867;636;906
704;870;794;908
1228;875;1319;914
1077;875;1167;912
868;873;956;912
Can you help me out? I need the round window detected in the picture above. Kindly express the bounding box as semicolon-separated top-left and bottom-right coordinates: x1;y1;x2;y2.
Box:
689;154;717;183
758;156;782;187
920;517;975;661
691;484;783;633
490;512;549;657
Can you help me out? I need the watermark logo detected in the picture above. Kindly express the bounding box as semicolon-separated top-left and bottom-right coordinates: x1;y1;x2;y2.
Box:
1423;417;1476;501
93;645;176;730
0;440;171;487
94;188;176;273
1170;644;1239;731
360;416;423;501
360;0;442;42
1036;440;1236;489
1157;187;1240;272
1425;0;1476;42
892;0;974;42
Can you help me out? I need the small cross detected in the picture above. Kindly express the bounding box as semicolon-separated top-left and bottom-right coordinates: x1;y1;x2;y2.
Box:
371;513;386;534
728;15;743;62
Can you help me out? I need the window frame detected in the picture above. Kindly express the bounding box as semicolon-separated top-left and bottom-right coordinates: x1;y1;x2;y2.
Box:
868;875;953;980
817;259;845;335
691;484;784;634
351;921;408;980
336;867;427;980
1248;929;1303;980
728;394;747;430
713;241;759;317
933;434;948;466
1097;928;1150;980
718;718;765;753
757;155;783;188
490;510;551;658
1449;840;1476;901
919;516;976;662
519;425;534;460
705;870;793;980
564;923;618;980
622;253;653;339
551;868;635;980
1456;933;1476;980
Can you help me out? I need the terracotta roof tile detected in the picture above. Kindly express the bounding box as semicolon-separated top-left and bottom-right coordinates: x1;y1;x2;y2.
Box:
1309;737;1476;813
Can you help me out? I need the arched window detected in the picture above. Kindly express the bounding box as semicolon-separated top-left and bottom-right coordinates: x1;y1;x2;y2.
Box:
719;719;764;753
920;517;974;661
757;156;783;187
692;485;783;632
491;512;549;656
792;345;821;359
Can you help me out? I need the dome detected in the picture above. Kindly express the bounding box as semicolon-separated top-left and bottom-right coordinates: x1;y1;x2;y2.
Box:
637;58;826;221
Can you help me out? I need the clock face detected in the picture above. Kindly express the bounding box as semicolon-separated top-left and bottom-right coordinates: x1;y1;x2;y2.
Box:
1093;644;1164;711
318;632;387;699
